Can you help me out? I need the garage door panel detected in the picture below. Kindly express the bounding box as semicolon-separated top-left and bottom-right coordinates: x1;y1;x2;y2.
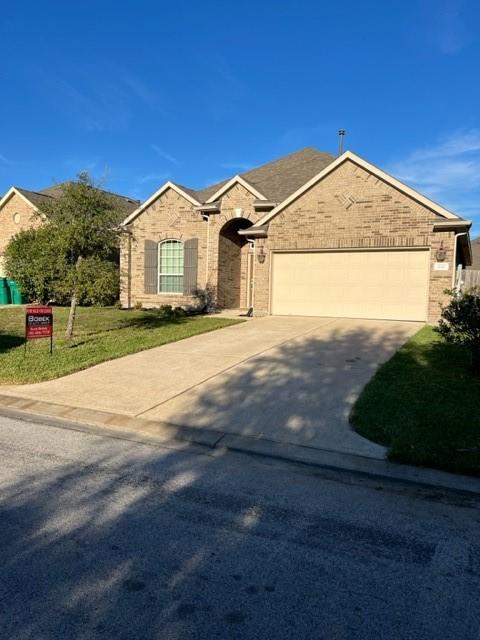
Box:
271;250;429;321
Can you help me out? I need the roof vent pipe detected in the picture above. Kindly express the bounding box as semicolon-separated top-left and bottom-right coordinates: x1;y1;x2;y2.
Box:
338;129;346;155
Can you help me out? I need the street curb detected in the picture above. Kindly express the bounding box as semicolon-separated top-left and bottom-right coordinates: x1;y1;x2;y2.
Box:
0;393;479;497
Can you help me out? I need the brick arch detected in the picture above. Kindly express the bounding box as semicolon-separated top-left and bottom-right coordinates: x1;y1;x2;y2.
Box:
216;216;254;309
216;209;261;228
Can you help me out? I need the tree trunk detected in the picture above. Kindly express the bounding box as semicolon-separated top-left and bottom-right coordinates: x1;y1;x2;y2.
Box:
472;343;480;376
65;294;77;340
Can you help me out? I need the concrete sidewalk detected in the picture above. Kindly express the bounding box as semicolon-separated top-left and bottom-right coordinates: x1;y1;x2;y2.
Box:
0;316;421;459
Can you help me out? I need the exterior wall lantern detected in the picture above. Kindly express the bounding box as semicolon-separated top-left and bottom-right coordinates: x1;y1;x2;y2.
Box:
257;246;266;264
435;241;447;262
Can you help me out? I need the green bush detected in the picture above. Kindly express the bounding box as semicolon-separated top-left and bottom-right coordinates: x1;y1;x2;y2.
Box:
436;288;480;375
4;227;64;303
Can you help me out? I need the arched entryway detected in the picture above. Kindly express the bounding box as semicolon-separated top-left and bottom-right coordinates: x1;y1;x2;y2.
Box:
217;218;253;309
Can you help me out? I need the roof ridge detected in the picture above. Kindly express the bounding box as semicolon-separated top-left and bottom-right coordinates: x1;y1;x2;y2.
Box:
240;146;321;178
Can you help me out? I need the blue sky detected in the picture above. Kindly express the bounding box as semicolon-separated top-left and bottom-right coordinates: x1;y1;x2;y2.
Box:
1;0;479;234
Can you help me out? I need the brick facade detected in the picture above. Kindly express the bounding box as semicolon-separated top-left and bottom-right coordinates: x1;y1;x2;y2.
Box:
253;160;456;322
120;183;262;309
120;159;461;323
0;193;40;276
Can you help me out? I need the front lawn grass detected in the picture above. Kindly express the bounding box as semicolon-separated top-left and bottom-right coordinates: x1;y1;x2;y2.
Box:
351;326;480;476
0;306;242;384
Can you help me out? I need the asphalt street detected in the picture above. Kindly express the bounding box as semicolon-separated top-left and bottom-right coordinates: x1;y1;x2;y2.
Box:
1;414;479;639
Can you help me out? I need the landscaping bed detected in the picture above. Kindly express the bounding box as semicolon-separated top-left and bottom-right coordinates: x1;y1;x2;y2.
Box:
0;306;242;384
351;326;480;476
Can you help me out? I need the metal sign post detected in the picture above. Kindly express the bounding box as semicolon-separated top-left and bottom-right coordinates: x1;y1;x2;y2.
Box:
25;306;54;354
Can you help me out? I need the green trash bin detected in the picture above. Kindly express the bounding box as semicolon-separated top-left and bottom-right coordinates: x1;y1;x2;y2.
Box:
7;279;25;305
0;277;9;305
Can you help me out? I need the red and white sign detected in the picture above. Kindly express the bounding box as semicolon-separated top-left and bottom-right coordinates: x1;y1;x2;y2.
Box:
25;306;53;339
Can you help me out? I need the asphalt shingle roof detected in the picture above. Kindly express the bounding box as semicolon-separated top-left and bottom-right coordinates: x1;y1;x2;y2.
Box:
39;182;140;215
14;187;53;209
193;147;335;204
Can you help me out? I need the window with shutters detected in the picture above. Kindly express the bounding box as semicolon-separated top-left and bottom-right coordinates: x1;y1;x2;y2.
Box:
158;240;184;293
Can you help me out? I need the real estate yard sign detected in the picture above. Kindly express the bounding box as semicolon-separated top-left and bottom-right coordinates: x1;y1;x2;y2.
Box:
25;306;53;354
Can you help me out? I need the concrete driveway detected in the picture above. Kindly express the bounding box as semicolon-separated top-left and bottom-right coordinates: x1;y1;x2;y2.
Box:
2;316;422;459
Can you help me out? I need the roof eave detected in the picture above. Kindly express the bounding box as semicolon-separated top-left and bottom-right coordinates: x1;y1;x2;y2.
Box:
194;201;221;213
432;220;472;230
254;199;277;211
238;225;268;238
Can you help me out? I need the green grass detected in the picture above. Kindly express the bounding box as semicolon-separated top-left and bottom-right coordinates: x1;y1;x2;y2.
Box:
0;306;242;384
351;326;480;476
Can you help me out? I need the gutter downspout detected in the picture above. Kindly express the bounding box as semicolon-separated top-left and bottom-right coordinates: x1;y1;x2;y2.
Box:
453;231;468;290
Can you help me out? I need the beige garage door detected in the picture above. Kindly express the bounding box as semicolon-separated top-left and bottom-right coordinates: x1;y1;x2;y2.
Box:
271;249;429;321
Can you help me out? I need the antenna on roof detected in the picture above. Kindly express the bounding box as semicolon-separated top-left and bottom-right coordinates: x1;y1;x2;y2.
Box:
338;129;346;155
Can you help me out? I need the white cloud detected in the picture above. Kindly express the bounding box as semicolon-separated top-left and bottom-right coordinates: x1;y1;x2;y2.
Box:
0;153;9;164
137;172;169;184
388;130;480;232
151;145;180;166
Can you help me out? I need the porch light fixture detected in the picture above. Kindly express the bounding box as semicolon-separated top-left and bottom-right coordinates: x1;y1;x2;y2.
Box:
257;246;266;264
435;242;447;262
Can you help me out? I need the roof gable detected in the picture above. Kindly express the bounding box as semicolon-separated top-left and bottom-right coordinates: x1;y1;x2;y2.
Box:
121;181;200;226
204;175;267;203
0;187;44;212
252;150;468;228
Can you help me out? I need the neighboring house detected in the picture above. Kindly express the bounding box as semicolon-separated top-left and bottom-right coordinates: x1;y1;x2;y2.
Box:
118;146;470;323
0;183;139;277
467;237;480;269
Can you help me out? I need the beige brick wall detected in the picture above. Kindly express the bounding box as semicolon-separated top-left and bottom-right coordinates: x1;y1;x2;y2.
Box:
121;183;262;309
0;193;40;276
120;188;207;308
253;159;456;323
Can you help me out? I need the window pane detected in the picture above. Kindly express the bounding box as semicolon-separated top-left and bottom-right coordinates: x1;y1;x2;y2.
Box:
159;241;184;286
159;275;183;293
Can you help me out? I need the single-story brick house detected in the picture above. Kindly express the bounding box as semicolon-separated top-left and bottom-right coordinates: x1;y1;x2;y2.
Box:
120;147;472;323
0;183;139;277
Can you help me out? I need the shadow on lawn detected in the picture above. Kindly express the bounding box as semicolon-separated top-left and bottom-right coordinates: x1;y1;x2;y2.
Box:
118;312;189;331
0;334;25;353
350;329;480;475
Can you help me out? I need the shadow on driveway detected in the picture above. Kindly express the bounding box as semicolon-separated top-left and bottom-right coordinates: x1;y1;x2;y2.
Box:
143;319;419;458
